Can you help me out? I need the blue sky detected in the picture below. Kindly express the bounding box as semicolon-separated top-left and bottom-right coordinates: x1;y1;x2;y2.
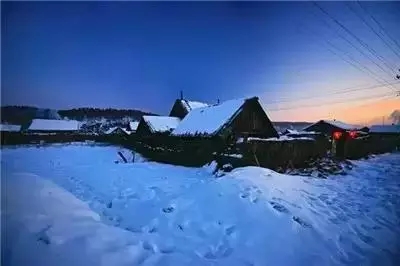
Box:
2;1;399;122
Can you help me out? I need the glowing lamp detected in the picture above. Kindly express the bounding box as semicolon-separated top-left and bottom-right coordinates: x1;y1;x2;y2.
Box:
333;131;342;140
349;131;357;139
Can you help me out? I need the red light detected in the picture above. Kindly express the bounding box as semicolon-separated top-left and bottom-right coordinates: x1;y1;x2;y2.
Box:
333;131;342;140
349;131;357;138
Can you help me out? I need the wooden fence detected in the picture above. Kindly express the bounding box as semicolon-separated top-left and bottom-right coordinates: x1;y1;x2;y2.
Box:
237;137;330;170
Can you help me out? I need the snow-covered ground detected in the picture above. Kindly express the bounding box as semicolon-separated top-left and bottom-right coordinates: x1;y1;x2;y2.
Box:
1;144;399;265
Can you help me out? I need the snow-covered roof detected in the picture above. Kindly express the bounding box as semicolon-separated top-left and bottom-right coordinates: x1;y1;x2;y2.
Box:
248;136;314;142
28;119;80;131
172;98;247;136
122;128;132;135
129;121;139;131
370;125;400;134
105;127;118;135
285;129;319;135
105;127;131;135
180;100;209;112
305;120;359;131
142;116;181;133
0;124;21;132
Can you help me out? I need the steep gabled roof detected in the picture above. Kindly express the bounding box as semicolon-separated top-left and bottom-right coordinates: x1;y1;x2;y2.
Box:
0;124;21;132
172;97;253;136
28;119;80;131
142;116;181;133
370;125;400;134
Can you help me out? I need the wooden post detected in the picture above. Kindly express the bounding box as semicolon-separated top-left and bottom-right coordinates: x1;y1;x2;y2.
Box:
252;143;260;166
118;151;128;163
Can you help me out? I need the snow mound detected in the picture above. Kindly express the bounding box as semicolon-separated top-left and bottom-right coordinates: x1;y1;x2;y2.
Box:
2;173;154;266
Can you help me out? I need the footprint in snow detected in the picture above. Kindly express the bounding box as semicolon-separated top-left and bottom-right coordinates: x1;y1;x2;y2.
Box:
292;216;312;228
224;225;236;236
240;191;250;199
36;225;52;245
240;188;260;203
158;243;176;254
162;206;175;213
269;201;290;214
125;226;142;233
202;240;234;259
142;241;155;252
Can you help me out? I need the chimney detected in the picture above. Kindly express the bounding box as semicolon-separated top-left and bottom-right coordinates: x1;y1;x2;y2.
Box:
180;90;183;100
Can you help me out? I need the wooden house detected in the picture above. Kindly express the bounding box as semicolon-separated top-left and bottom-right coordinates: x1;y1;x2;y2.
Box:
369;125;400;136
169;99;209;119
1;124;22;145
171;96;278;139
27;119;80;134
303;120;360;136
136;116;181;136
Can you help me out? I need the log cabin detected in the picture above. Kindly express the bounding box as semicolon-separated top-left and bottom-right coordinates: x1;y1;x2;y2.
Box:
171;96;278;139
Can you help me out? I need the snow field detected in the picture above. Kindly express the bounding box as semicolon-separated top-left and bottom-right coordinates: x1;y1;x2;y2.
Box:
2;144;399;265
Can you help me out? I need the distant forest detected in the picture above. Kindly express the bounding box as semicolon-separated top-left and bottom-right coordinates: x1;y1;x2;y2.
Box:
0;106;157;125
58;108;156;121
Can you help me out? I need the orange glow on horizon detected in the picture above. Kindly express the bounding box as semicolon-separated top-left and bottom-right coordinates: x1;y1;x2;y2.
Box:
332;98;400;125
267;97;399;124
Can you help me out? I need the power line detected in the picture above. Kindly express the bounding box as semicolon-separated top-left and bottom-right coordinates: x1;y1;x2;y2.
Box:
312;1;396;76
357;1;400;53
306;3;397;88
346;1;400;60
267;92;395;112
298;23;398;92
266;81;400;105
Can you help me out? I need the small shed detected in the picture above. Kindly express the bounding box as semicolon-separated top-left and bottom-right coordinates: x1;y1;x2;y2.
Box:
169;99;209;119
171;96;278;139
27;119;80;133
136;116;181;136
303;120;360;136
369;125;400;136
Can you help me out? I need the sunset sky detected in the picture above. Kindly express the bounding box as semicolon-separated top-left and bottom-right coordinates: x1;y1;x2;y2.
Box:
2;1;399;124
